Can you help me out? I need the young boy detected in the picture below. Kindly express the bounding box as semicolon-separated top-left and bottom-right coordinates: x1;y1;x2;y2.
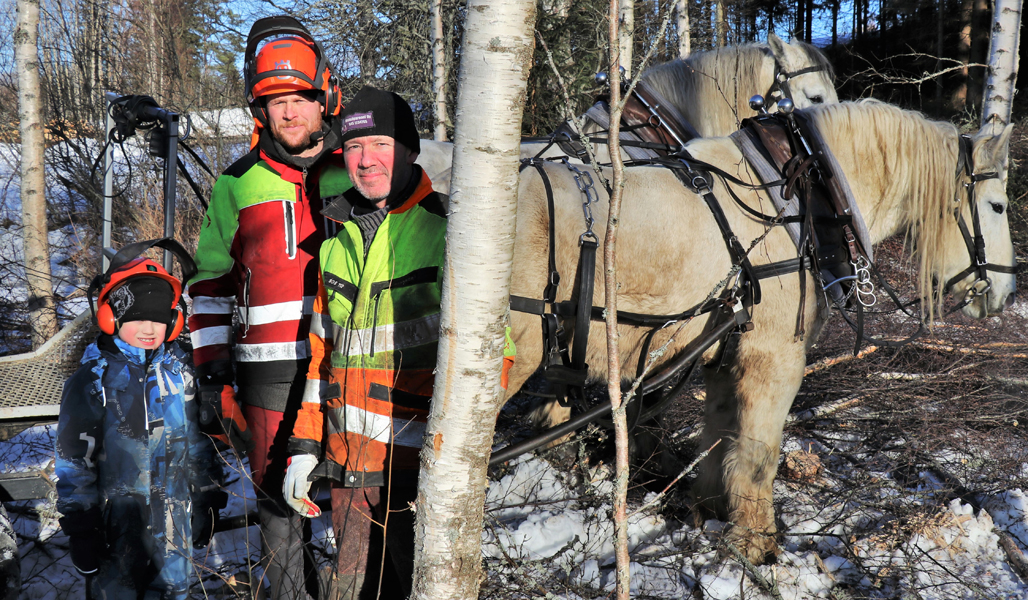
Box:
55;255;224;599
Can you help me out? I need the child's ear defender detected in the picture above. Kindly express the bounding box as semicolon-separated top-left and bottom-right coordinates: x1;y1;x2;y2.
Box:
96;302;117;335
167;308;184;342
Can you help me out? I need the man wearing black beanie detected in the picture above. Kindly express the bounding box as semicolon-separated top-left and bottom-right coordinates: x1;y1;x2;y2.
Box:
284;86;447;600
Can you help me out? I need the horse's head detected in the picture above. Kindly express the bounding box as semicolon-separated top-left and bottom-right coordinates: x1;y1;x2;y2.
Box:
766;34;838;110
941;123;1017;318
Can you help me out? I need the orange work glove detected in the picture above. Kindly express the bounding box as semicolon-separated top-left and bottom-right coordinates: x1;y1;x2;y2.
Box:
199;385;255;454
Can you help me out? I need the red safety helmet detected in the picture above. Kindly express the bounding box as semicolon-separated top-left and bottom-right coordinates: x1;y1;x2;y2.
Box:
88;238;197;343
243;16;342;135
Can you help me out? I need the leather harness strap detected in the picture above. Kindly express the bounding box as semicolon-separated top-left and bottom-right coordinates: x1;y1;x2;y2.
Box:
619;79;701;153
944;134;1017;308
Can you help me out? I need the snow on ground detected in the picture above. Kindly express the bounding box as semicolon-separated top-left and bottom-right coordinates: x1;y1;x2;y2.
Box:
6;417;1028;598
476;452;1028;599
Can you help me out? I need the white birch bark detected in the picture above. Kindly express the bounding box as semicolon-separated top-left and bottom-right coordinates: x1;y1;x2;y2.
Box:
16;0;57;348
715;0;728;46
677;0;691;58
619;0;634;76
430;0;449;141
411;0;536;598
981;0;1022;128
606;0;631;598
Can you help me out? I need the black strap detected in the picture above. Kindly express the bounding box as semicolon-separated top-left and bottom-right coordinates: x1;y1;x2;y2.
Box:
570;240;598;382
521;161;561;304
676;166;762;306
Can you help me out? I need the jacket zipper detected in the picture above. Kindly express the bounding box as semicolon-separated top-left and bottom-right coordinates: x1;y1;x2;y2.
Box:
284;199;297;260
368;291;384;358
241;266;252;338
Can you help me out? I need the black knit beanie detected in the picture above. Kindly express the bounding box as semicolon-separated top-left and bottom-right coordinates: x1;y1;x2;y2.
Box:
339;86;420;154
108;277;175;326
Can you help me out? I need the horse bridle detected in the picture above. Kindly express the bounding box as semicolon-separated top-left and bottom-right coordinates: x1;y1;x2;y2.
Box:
764;61;828;106
944;133;1017;309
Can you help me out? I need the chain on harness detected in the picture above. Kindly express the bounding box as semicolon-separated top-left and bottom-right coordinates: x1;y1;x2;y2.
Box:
563;158;600;246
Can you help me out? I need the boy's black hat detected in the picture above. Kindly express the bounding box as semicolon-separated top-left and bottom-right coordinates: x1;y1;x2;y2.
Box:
339;86;420;154
108;277;175;326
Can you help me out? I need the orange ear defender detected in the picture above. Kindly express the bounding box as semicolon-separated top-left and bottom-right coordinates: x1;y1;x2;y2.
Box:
96;302;116;335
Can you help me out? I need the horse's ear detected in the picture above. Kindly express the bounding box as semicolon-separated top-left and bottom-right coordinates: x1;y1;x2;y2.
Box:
767;33;787;58
976;122;1015;169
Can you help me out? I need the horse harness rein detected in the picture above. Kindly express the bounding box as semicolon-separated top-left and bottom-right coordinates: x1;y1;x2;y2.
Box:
510;102;890;418
506;83;842;414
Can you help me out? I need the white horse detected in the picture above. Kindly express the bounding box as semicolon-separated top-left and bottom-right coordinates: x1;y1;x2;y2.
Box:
504;101;1016;563
418;34;838;193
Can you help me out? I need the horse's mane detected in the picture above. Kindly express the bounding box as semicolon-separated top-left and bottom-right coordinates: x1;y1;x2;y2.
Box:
806;100;962;316
640;42;834;136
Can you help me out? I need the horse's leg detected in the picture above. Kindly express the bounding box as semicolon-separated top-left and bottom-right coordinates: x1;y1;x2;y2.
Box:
695;331;807;564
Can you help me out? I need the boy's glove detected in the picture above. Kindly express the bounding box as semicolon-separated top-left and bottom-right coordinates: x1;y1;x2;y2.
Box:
59;506;105;575
283;455;321;518
191;490;228;549
198;385;254;454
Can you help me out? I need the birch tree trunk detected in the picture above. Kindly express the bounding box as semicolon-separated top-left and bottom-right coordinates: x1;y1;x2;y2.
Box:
677;0;691;58
430;0;449;141
619;0;634;76
715;0;728;46
16;0;57;348
410;0;535;598
981;0;1023;128
606;0;630;597
953;0;975;110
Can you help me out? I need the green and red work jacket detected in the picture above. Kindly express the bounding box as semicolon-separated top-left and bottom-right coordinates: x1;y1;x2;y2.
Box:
188;148;352;387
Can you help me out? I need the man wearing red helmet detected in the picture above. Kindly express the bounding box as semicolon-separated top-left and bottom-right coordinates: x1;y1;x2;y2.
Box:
188;16;351;599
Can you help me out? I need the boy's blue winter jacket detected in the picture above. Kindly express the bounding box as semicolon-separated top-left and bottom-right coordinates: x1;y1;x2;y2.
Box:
55;334;221;598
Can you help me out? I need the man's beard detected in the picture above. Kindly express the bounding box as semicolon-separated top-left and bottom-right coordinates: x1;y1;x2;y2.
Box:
280;131;314;154
352;178;389;203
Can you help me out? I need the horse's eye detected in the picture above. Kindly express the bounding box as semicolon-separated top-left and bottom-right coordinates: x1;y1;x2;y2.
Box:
991;202;1005;215
810;95;824;104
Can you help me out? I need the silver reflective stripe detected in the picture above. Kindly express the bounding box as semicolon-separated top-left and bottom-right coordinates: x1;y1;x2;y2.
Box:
326;404;425;448
340;313;440;357
235;341;309;362
310;310;334;338
238;300;306;326
191;296;234;315
191;326;232;348
302;377;326;406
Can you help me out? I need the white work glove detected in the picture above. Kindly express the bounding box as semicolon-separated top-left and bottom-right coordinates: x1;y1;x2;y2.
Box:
283;454;322;518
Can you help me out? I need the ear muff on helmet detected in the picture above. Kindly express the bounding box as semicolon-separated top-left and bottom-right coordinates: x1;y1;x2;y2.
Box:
96;301;117;335
244;16;342;133
167;306;185;342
